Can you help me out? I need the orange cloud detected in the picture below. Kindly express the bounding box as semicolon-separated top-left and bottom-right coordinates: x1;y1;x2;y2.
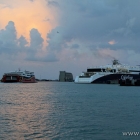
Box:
0;0;58;46
108;40;117;45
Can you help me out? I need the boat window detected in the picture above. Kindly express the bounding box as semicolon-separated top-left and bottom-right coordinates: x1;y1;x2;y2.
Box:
87;68;106;72
110;69;116;73
129;70;140;72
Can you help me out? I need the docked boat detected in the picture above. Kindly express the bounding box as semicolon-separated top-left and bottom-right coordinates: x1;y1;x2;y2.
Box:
75;60;140;84
1;70;36;83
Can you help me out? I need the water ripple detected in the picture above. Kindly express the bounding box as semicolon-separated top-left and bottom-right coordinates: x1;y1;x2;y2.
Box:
0;82;140;140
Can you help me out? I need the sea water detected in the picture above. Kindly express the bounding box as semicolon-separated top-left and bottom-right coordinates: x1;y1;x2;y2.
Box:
0;82;140;140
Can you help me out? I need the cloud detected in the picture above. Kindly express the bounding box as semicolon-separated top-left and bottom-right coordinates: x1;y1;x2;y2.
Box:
1;0;140;79
18;35;28;48
26;28;59;62
46;0;140;51
0;21;16;42
0;21;18;53
30;28;44;48
0;21;44;60
1;1;140;61
47;0;59;7
108;40;117;45
0;20;60;63
0;0;58;44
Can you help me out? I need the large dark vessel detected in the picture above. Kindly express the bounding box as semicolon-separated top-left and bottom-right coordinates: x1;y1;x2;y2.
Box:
75;60;140;84
1;70;36;83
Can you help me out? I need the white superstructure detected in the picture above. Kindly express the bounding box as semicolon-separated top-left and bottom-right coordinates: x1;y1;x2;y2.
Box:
4;70;35;78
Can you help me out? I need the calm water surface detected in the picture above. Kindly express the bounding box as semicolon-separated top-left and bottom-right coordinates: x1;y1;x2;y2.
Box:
0;82;140;140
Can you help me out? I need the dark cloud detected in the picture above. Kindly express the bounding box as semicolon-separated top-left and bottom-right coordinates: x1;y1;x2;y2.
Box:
47;27;64;51
30;28;44;48
0;21;27;54
0;21;60;62
25;28;59;62
46;0;140;54
18;35;28;48
0;22;49;61
0;21;16;42
0;21;18;53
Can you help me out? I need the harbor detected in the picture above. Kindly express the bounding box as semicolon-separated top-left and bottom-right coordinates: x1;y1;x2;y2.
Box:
0;0;140;139
0;70;74;83
1;60;140;86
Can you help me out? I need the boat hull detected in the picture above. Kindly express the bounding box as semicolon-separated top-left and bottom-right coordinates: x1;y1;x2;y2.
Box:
1;75;36;83
1;75;21;83
21;76;37;83
75;73;140;84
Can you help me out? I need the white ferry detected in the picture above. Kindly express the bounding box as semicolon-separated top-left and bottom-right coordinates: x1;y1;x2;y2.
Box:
75;60;140;84
1;69;36;83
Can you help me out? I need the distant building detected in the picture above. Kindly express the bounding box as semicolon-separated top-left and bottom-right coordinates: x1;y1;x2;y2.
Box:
59;71;73;82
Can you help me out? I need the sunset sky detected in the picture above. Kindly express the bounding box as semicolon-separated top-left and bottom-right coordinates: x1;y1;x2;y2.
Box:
0;0;140;79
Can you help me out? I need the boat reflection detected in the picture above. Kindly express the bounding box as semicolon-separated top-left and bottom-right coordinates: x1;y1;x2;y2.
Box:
0;83;54;140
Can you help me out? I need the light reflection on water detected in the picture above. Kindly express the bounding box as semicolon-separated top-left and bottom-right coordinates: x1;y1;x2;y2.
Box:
0;82;140;140
0;82;53;140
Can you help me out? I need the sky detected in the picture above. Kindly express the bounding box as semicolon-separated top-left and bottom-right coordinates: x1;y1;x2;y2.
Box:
0;0;140;80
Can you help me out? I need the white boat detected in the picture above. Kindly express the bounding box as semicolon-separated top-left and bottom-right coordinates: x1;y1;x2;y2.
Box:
74;60;140;84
